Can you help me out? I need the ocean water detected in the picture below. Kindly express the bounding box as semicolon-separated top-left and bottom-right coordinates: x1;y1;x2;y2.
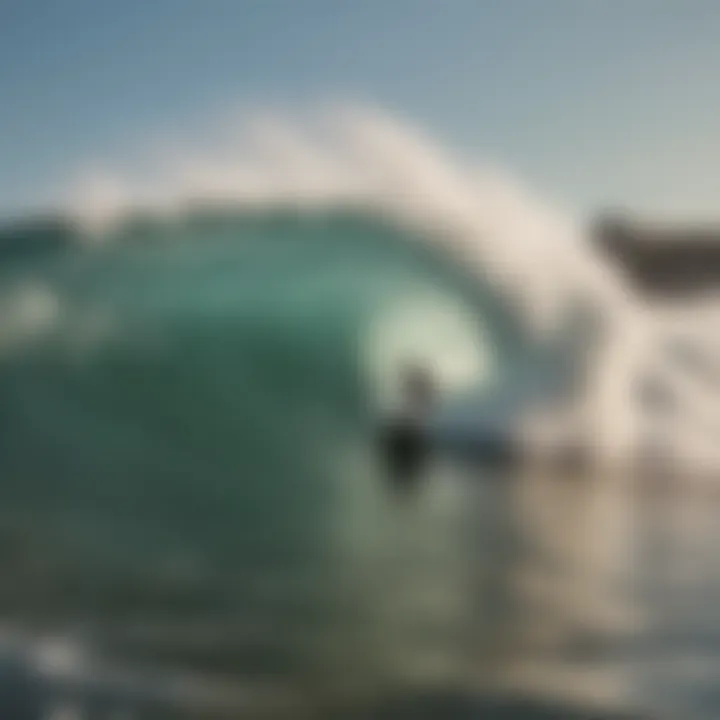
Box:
0;208;718;720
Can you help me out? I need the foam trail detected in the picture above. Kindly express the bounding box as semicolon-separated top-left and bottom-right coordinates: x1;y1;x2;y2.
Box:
63;104;717;476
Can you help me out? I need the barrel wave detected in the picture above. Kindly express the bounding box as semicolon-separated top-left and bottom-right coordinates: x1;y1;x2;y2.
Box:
0;102;692;716
0;210;520;499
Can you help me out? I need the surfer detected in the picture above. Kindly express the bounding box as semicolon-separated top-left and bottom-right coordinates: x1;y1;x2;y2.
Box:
379;362;437;484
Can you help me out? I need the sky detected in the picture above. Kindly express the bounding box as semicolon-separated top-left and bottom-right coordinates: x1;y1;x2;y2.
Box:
2;0;720;220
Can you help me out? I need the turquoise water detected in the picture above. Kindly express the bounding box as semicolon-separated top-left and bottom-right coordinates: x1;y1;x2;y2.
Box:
0;210;523;571
0;209;716;719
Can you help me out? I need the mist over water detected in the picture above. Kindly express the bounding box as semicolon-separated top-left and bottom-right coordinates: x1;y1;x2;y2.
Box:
1;106;720;718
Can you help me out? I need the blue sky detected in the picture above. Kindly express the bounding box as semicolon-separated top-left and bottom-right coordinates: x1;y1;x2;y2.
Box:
2;0;720;219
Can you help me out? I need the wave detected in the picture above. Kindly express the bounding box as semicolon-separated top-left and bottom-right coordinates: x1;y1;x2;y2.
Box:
2;103;720;715
3;104;720;474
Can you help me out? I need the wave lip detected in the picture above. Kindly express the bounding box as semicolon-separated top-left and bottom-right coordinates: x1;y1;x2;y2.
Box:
63;106;599;335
